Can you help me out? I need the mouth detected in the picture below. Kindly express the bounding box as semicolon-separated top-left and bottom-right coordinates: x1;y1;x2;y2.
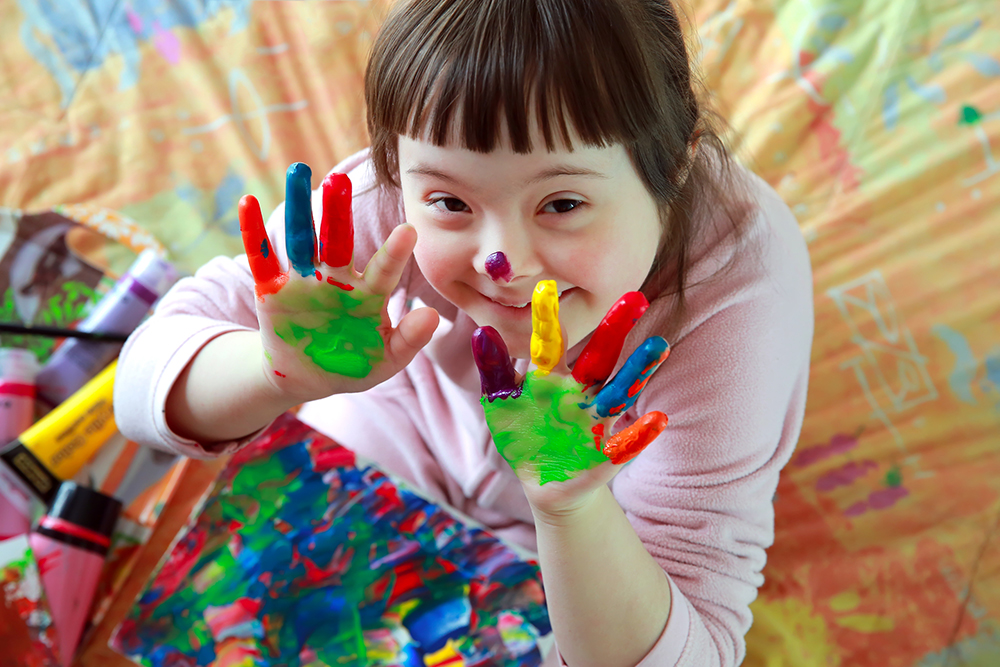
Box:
486;287;576;310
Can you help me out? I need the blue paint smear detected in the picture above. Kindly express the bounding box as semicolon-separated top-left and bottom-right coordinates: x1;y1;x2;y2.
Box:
592;337;669;418
931;324;979;404
113;414;551;666
285;162;316;277
17;0;251;107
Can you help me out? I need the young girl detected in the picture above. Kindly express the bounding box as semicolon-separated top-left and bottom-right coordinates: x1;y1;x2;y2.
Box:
115;0;813;665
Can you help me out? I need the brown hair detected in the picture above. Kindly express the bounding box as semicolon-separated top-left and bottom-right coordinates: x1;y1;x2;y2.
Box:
365;0;751;334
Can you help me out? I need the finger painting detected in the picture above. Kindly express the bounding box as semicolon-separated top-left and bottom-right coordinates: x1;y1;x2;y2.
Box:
110;413;551;667
269;283;385;379
239;165;385;379
474;286;670;485
0;535;60;667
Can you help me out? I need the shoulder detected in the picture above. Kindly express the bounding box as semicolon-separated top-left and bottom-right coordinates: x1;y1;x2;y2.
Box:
658;161;813;343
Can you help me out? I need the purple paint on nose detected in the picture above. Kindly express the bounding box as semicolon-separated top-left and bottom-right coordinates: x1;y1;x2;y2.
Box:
485;252;513;283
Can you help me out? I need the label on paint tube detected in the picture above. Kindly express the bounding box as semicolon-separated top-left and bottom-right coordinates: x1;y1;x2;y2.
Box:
0;361;118;505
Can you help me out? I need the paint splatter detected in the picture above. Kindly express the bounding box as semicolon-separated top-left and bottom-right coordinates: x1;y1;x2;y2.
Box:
932;324;979;404
0;535;60;667
816;460;878;492
110;413;550;666
795;433;859;467
844;486;910;517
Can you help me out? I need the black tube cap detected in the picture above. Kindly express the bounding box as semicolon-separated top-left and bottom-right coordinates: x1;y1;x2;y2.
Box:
45;481;122;540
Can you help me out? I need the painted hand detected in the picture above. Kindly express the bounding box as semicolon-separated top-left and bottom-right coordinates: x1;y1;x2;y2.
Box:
240;163;438;403
472;283;670;513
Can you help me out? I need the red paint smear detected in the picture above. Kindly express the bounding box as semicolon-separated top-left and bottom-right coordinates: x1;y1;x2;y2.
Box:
573;292;649;388
385;562;425;607
319;173;354;268
397;509;426;534
309;444;356;472
254;275;288;300
803;73;864;193
326;277;354;291
592;424;605;450
603;412;668;464
34;550;60;576
204;597;262;636
314;270;323;281
273;370;286;378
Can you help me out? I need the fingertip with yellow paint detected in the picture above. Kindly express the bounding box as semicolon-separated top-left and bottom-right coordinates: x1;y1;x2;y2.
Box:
530;280;561;375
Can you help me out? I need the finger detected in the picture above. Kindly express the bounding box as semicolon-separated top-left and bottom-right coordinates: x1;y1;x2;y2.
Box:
285;162;317;277
471;326;520;401
384;306;439;369
363;223;417;295
572;292;649;390
602;411;668;465
319;172;354;268
591;336;670;418
239;195;286;298
530;280;562;376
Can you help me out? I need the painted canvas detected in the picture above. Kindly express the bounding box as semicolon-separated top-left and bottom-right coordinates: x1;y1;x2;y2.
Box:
0;534;60;667
110;413;551;666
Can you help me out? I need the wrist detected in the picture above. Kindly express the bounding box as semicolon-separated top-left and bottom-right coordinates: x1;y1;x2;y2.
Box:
527;484;607;529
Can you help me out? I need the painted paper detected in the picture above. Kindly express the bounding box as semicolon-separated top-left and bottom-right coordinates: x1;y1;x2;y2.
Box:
0;534;60;667
110;413;551;666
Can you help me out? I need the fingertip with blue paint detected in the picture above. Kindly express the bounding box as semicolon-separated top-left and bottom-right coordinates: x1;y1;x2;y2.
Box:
592;336;670;418
285;162;316;277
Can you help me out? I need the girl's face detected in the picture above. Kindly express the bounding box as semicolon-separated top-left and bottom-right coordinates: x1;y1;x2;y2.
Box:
398;128;662;359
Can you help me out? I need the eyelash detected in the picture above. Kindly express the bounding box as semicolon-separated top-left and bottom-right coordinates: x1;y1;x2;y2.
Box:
426;197;586;215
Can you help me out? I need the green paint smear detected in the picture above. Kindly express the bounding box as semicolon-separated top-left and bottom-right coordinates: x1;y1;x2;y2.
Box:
482;372;607;485
271;286;385;379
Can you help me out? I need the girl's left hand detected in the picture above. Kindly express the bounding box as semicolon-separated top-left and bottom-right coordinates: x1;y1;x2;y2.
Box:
472;282;671;517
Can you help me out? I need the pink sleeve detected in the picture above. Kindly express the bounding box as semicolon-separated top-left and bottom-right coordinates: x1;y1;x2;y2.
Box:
600;182;814;666
114;149;403;458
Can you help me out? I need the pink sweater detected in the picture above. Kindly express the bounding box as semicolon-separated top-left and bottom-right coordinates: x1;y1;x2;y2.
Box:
116;150;813;666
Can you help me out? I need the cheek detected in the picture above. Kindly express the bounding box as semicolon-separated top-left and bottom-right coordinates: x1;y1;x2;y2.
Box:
411;228;471;286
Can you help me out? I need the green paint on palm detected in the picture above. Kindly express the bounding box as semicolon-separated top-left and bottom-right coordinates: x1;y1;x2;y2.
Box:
483;372;607;485
272;287;385;379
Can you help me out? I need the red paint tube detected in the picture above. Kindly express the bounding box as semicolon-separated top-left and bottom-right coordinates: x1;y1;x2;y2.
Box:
29;482;122;666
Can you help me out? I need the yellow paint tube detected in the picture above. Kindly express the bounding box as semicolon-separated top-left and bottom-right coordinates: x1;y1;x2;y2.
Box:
0;360;117;506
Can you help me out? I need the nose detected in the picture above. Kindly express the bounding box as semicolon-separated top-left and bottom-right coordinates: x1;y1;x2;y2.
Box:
473;217;542;284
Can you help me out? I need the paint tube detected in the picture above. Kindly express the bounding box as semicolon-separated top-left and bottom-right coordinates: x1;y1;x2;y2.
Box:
30;481;122;666
36;249;176;406
0;361;118;509
0;348;40;540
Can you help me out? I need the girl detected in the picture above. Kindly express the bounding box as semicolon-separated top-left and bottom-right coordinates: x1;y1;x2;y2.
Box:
115;0;813;665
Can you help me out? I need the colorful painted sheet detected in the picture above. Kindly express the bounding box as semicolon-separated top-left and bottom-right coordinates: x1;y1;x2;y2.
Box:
0;535;60;667
2;1;999;665
109;413;551;666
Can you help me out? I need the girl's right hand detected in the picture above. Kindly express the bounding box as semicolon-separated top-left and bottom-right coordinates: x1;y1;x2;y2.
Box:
239;162;439;404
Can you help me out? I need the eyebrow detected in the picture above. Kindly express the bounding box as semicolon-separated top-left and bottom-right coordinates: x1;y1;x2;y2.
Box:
405;164;609;187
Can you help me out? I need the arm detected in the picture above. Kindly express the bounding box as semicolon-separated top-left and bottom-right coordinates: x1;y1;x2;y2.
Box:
532;485;672;667
116;154;438;454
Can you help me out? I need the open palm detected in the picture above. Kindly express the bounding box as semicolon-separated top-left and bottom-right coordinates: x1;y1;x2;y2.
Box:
240;163;438;404
473;284;670;514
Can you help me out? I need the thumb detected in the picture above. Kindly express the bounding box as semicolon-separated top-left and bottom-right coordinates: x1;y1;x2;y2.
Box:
384;306;439;368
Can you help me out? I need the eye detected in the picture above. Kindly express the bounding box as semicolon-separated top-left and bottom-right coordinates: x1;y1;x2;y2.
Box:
541;198;584;214
429;196;471;213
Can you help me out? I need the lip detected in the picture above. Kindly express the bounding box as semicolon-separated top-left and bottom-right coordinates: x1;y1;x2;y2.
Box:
480;287;576;315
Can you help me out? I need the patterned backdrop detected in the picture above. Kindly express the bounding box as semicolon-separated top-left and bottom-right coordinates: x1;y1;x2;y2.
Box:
1;1;998;665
